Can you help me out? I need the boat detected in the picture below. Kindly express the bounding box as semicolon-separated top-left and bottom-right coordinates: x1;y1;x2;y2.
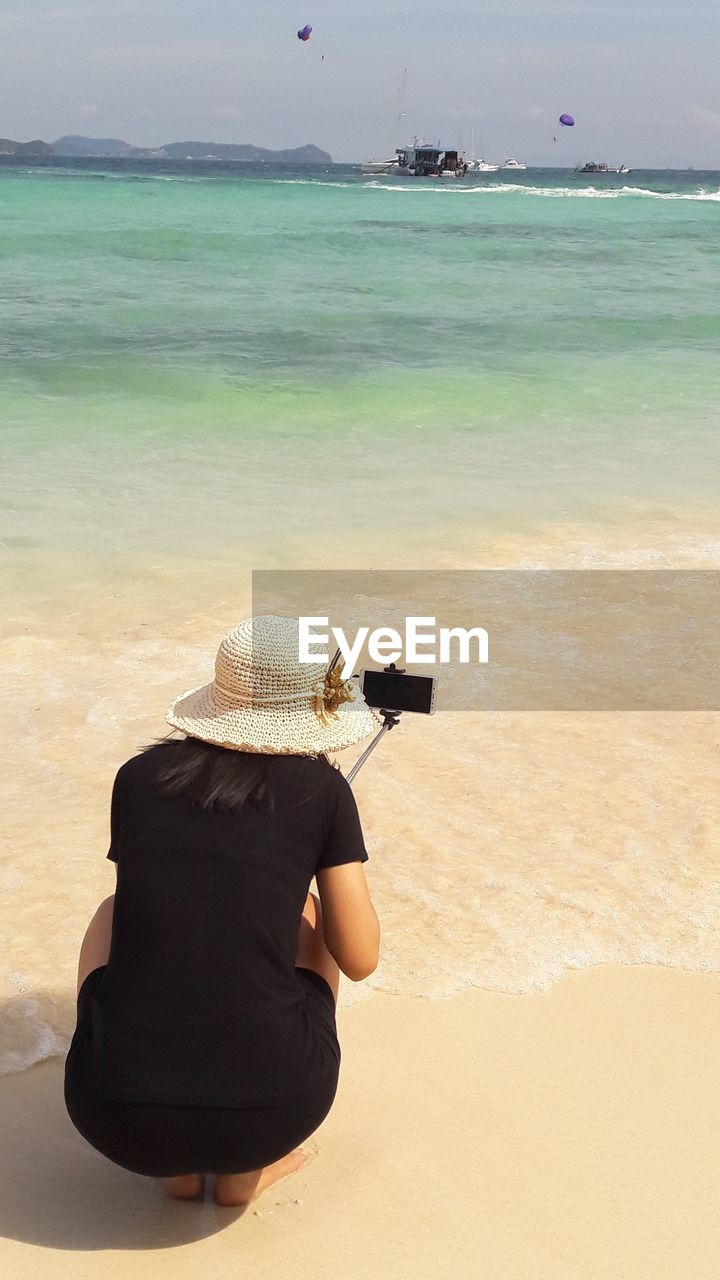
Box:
465;130;500;173
394;140;468;178
578;161;632;175
362;156;400;174
362;67;408;175
365;72;482;180
502;158;527;170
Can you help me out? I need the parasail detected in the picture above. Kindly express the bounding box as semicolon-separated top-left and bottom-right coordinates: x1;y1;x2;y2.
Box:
559;114;575;127
297;24;312;41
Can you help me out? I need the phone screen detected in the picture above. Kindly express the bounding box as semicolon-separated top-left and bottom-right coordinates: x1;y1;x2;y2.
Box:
359;669;436;714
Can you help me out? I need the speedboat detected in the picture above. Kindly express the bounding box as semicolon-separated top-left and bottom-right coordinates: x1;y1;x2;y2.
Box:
466;159;500;173
502;158;527;170
466;130;500;174
362;156;400;174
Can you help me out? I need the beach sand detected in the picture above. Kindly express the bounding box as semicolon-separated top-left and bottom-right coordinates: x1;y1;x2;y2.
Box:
1;964;718;1280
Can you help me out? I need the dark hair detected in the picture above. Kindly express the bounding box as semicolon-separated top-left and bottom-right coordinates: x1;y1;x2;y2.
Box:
141;735;333;814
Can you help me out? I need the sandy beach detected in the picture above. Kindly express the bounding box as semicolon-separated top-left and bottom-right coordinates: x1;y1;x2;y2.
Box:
1;964;719;1280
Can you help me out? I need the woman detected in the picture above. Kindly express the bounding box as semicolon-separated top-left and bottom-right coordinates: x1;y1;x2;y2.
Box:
64;615;381;1207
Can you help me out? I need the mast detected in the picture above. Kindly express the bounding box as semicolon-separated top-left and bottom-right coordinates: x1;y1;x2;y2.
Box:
395;66;408;146
366;66;408;165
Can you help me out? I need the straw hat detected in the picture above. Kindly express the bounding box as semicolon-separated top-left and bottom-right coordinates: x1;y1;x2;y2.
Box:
166;615;379;755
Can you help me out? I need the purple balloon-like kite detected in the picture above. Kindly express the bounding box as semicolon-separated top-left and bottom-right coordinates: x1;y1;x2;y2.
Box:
297;24;312;41
559;114;575;127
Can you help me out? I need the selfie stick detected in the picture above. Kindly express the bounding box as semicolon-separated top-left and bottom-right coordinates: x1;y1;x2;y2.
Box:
345;663;404;786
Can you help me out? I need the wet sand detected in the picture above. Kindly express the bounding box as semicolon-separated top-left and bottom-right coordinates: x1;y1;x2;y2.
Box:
1;964;719;1280
5;519;720;1075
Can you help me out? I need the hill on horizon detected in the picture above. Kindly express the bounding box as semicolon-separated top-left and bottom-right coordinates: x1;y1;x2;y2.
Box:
51;136;332;164
0;138;54;156
160;140;331;163
53;135;138;156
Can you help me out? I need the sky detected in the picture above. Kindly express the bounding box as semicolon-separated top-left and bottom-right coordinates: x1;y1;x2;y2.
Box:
1;1;720;166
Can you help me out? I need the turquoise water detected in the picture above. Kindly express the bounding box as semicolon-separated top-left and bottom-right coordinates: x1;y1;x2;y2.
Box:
2;162;720;594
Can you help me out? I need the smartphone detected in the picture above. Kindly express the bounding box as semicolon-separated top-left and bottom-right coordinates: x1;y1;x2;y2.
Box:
358;668;437;715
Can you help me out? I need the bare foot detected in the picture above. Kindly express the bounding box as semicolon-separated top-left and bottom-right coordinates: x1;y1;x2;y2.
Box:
159;1173;204;1200
214;1149;307;1207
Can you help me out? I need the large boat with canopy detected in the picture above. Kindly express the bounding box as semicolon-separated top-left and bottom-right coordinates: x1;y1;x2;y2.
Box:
393;140;467;178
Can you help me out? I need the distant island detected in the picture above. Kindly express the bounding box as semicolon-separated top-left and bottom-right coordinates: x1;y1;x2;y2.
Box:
0;138;54;157
0;135;332;164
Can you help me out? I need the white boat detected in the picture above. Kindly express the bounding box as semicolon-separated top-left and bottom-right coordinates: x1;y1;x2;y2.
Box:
363;68;409;175
502;158;528;170
465;130;500;173
362;156;399;174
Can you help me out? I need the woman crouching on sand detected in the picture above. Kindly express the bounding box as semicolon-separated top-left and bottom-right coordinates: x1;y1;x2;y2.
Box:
64;615;380;1206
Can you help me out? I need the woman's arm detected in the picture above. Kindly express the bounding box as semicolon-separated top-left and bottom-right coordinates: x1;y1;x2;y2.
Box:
76;893;115;994
315;862;380;982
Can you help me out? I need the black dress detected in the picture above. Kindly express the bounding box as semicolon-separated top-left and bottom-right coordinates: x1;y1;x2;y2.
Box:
64;750;368;1177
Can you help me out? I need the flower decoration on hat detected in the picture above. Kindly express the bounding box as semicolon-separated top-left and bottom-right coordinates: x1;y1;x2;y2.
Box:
312;651;356;725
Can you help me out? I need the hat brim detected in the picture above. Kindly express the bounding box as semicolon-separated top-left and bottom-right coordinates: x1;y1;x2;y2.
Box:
166;678;381;756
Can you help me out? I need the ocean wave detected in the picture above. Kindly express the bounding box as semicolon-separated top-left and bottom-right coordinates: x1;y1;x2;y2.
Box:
2;996;67;1075
364;179;720;202
272;178;356;188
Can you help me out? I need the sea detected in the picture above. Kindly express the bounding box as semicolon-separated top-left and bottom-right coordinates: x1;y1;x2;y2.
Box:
2;158;719;1073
